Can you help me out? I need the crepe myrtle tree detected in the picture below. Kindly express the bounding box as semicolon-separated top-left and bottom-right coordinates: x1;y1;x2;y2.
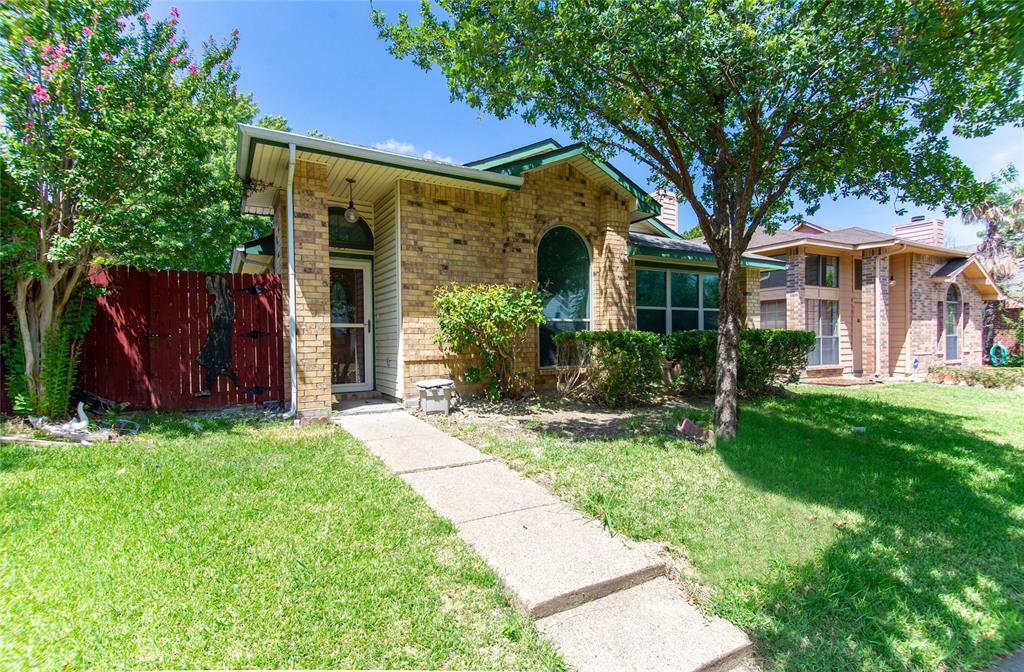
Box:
0;0;251;404
373;0;1023;437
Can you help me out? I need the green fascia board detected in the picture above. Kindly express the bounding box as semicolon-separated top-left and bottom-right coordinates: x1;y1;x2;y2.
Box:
465;139;563;169
628;244;786;270
486;143;661;216
644;218;683;240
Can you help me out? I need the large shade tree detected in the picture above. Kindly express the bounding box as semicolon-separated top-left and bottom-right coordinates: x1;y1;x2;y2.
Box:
0;0;259;407
374;0;1024;437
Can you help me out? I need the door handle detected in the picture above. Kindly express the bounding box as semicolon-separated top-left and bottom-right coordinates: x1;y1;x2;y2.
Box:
365;319;372;334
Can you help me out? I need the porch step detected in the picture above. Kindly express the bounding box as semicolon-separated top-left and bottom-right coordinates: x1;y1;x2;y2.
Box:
332;397;403;417
334;391;382;402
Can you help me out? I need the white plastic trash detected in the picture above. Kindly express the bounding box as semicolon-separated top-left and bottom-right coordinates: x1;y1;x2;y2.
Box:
416;378;456;414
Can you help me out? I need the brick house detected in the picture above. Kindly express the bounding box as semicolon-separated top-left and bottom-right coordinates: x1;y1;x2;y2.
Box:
742;217;1004;378
234;126;783;418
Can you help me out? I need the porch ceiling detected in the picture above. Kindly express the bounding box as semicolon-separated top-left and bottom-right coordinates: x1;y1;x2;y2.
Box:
238;125;523;216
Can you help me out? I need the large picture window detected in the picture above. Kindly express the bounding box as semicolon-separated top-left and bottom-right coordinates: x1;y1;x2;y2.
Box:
806;254;839;288
538;226;590;367
944;284;961;360
806;299;840;366
636;269;719;334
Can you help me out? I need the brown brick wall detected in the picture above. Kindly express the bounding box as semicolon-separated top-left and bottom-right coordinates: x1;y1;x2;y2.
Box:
397;162;633;400
274;160;332;418
908;254;984;370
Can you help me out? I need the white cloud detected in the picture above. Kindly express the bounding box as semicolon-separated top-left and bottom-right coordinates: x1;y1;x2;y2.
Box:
374;138;455;164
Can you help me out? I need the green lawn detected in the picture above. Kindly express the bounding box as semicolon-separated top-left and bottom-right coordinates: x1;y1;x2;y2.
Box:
0;416;564;671
452;384;1024;672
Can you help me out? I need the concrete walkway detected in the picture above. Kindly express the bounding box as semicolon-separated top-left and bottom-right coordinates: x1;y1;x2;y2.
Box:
337;410;752;672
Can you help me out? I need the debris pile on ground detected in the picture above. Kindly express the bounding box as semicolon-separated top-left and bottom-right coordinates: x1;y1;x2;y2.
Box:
676;417;711;443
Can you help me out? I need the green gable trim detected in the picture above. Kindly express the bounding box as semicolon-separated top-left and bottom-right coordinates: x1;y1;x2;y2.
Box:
628;246;786;270
465;139;562;169
644;218;683;240
486;143;660;216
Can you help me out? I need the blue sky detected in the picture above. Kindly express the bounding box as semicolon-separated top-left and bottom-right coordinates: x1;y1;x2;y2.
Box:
158;1;1023;247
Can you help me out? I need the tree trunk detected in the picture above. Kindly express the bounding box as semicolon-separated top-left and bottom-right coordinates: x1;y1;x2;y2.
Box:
713;255;744;439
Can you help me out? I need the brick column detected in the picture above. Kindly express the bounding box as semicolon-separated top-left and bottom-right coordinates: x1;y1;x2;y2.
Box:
277;160;332;419
741;267;761;327
861;254;890;375
594;188;633;330
786;250;806;330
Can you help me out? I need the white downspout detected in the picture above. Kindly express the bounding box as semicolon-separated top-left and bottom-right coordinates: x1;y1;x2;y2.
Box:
285;143;298;423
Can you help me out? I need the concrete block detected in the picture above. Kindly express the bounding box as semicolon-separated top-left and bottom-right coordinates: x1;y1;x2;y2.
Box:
458;504;666;618
402;461;558;524
537;577;753;672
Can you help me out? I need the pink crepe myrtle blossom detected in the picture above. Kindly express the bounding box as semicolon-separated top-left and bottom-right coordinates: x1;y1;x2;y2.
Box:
187;63;198;76
169;55;178;64
82;26;93;36
101;52;113;61
169;35;176;45
170;6;180;18
31;83;50;102
24;121;34;129
22;35;34;44
142;11;150;21
94;84;105;91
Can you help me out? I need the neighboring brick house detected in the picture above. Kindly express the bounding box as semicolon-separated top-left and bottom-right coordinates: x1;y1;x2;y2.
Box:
235;126;783;418
744;217;1003;378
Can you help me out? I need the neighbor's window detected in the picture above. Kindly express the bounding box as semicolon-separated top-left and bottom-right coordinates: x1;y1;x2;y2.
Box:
760;300;787;329
806;299;840;366
854;258;863;290
636;269;719;334
759;265;787;289
538;226;590;367
944;284;961;360
806;254;839;288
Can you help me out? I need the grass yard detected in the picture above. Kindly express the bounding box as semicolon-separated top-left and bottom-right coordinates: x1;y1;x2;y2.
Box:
0;416;564;671
443;384;1024;672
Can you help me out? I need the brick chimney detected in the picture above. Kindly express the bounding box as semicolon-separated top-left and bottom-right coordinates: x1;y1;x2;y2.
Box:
650;189;678;232
893;216;944;247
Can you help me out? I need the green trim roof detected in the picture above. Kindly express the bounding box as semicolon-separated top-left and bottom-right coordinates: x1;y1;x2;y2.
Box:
465;139;563;169
483;143;661;217
628;233;787;270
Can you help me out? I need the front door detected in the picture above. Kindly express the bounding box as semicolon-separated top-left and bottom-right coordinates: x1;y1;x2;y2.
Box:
330;259;373;393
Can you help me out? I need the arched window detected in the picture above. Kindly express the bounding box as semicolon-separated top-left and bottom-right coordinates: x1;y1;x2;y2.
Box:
944;284;961;360
537;226;590;367
328;207;373;250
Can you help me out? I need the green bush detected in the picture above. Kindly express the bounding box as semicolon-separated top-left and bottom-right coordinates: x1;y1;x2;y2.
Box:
553;330;664;408
434;283;545;401
928;364;1024;389
665;328;816;395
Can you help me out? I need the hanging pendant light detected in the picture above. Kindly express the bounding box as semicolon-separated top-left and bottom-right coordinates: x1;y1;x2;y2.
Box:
343;178;360;223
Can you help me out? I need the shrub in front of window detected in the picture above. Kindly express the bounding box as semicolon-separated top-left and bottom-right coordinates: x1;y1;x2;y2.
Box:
433;283;545;401
552;330;664;408
665;328;816;395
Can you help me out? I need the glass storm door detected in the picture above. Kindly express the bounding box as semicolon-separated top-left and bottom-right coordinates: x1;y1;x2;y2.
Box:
330;260;373;393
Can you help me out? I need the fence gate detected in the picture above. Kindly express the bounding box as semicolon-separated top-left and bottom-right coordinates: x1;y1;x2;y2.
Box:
79;267;284;411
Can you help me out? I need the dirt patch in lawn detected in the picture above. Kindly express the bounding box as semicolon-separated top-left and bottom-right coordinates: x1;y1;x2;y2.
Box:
417;392;710;443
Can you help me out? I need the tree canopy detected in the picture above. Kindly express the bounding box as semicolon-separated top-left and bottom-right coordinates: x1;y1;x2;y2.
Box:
375;0;1024;436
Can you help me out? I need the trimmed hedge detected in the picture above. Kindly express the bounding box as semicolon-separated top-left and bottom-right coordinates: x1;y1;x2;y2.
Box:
665;328;816;395
928;364;1024;389
552;330;664;407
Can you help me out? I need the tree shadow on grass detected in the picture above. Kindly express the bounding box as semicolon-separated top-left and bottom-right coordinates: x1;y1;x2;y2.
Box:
714;392;1024;671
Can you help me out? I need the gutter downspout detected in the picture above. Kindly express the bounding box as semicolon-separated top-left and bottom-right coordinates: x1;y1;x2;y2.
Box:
285;144;298;423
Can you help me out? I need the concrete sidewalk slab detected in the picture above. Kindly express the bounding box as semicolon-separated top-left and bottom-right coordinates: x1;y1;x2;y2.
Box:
338;411;450;442
537;577;752;672
361;434;494;475
401;460;558;524
459;504;667;618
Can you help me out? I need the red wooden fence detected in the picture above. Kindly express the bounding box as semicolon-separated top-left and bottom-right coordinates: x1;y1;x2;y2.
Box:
79;267;283;411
